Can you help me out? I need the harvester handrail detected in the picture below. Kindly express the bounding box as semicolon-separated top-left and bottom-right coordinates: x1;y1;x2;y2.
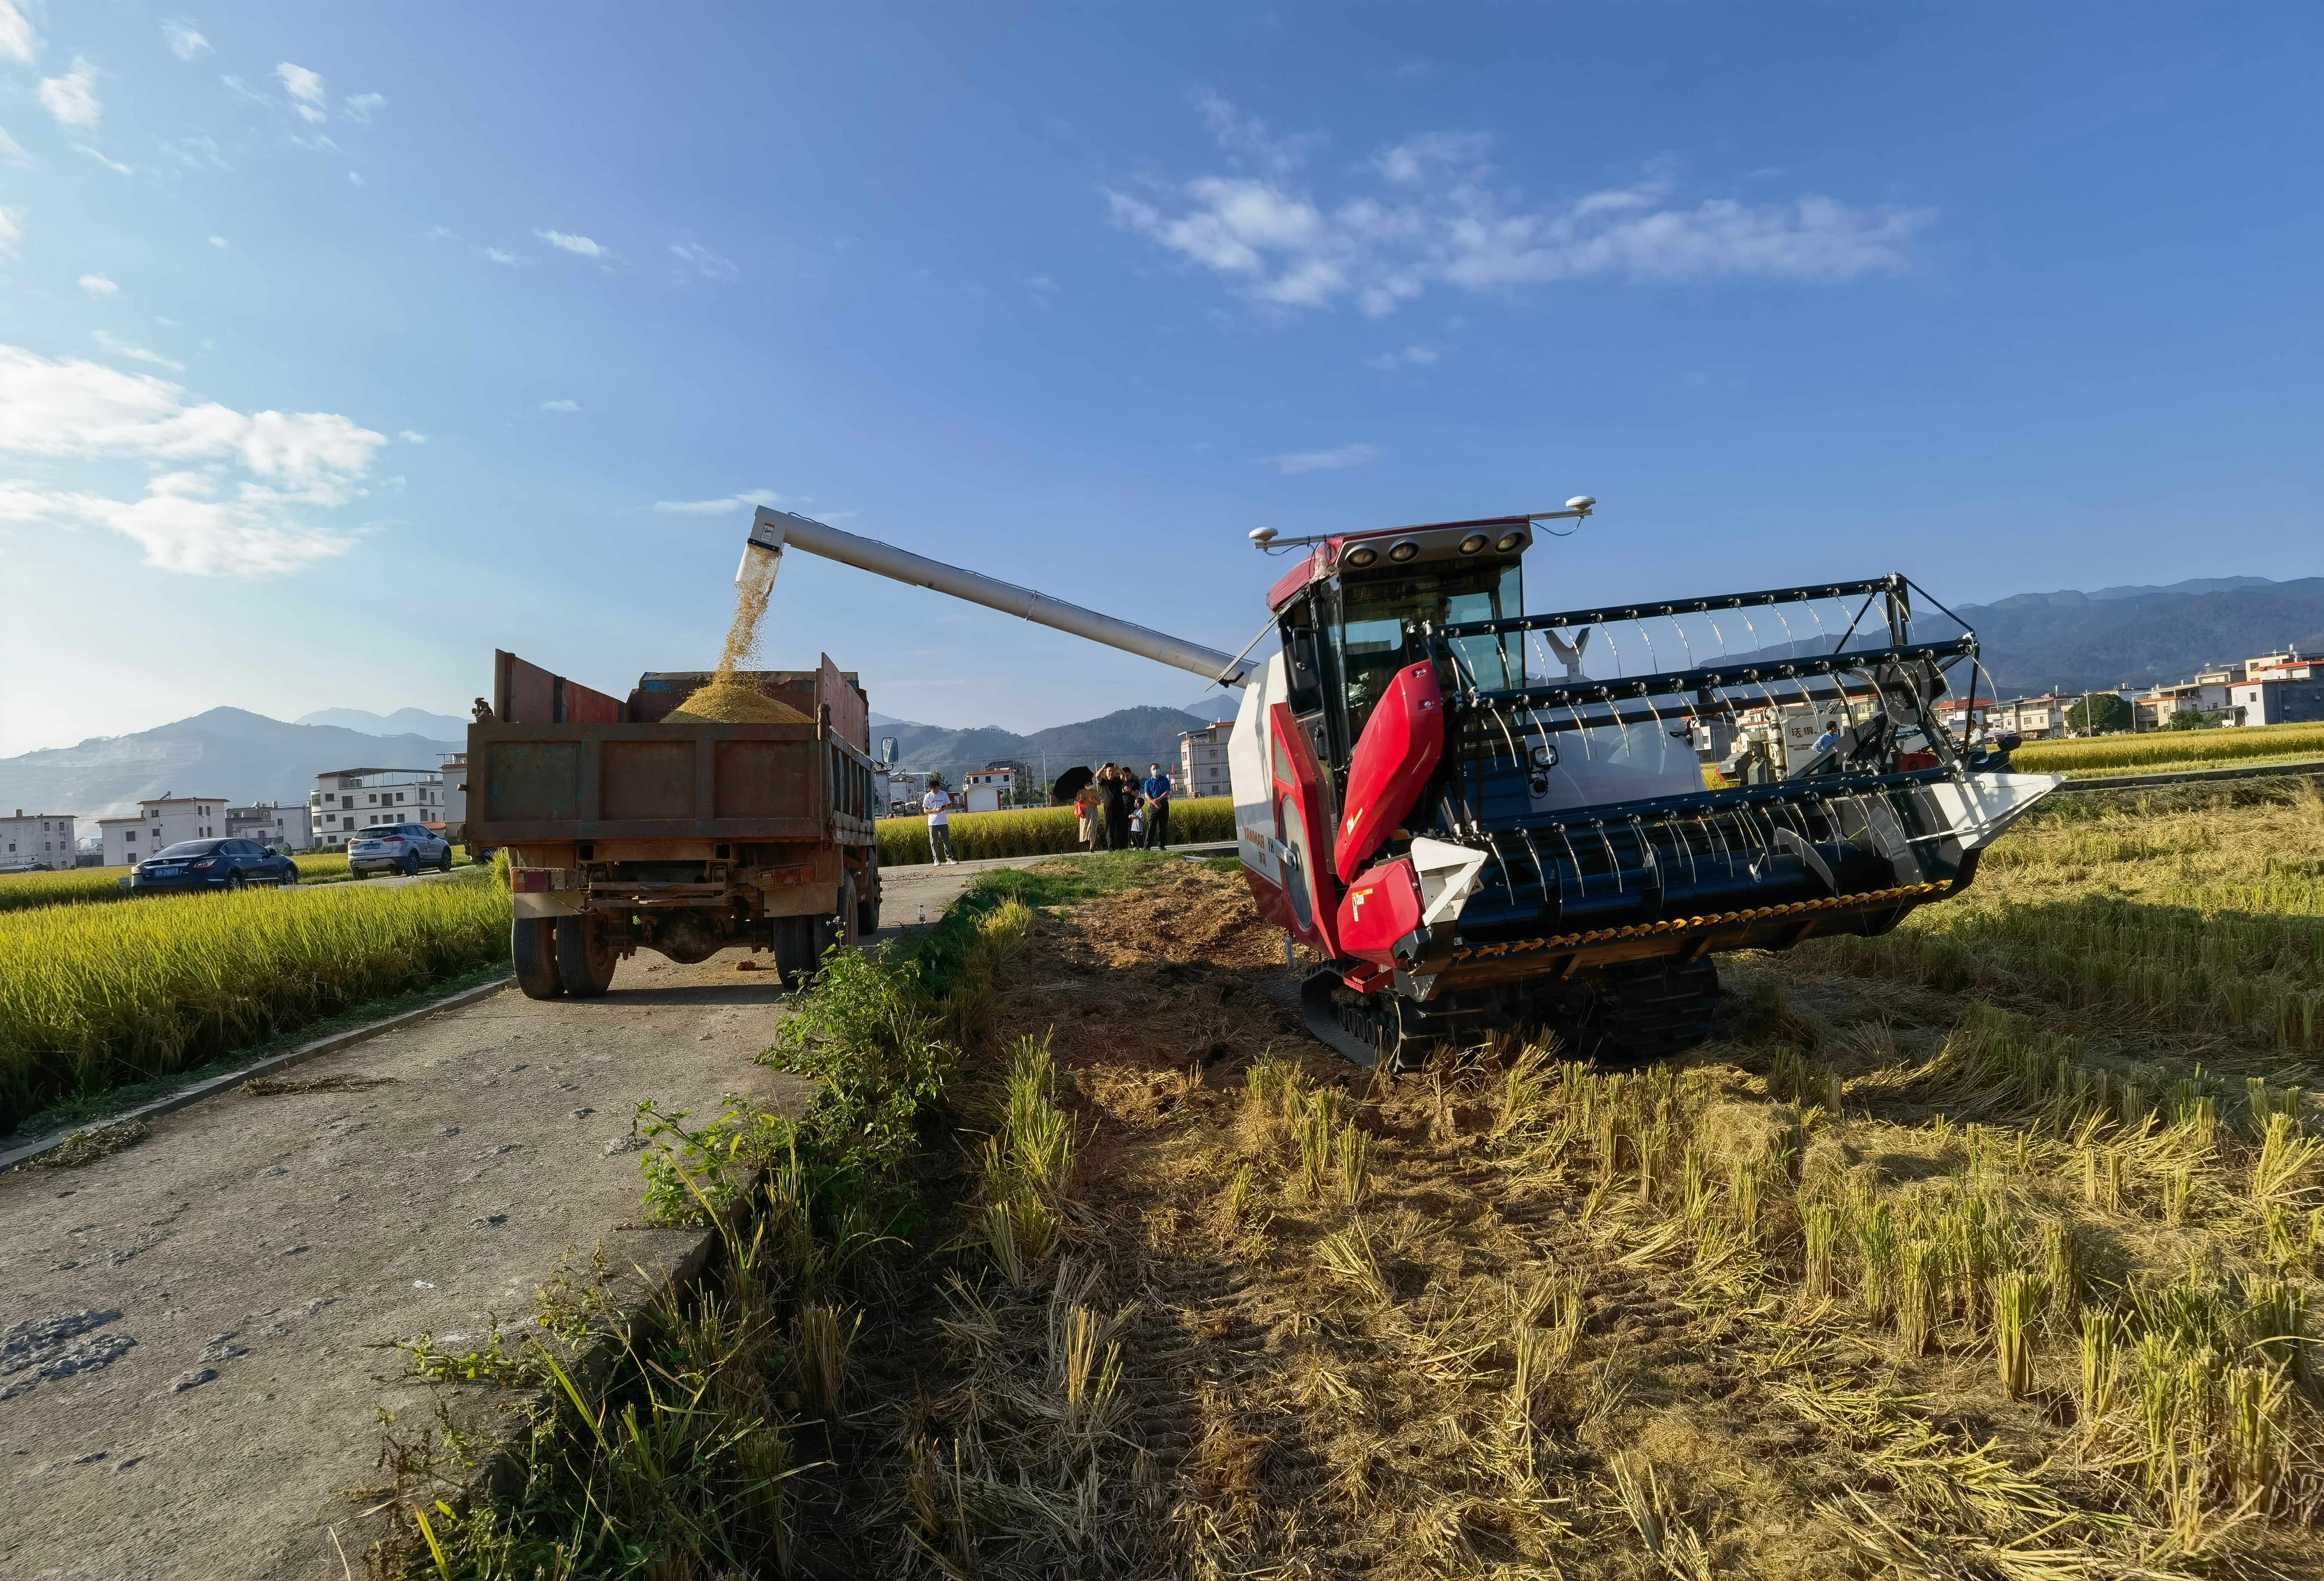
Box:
1456;762;1962;834
1430;572;1914;638
1435;633;1978;712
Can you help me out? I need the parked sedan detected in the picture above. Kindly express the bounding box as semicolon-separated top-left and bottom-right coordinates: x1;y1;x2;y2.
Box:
348;822;455;877
130;838;300;894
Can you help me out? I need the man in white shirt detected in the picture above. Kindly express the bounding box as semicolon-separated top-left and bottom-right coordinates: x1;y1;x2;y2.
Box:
921;778;958;865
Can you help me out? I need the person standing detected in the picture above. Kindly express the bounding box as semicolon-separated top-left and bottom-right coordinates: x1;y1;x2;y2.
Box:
1099;763;1131;852
1142;762;1173;851
1074;784;1101;852
922;776;958;865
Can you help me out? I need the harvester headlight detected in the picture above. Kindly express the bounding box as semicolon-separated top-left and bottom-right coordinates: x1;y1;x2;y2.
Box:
1387;539;1420;562
1345;545;1378;568
1530;744;1559;769
1495;530;1528;552
1459;532;1489;554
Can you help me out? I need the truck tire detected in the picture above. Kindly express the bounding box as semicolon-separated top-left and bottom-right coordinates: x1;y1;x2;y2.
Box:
771;915;818;987
512;917;564;1000
854;861;880;938
555;916;618;998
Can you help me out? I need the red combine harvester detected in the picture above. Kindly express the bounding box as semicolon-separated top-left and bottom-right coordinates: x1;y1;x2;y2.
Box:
740;503;2057;1067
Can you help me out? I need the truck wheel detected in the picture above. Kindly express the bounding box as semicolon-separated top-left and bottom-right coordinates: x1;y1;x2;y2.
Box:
555;916;619;998
512;917;565;1000
835;878;860;948
854;864;880;938
771;915;817;986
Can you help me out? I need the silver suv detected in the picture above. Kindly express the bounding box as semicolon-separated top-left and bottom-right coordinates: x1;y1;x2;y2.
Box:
348;822;455;877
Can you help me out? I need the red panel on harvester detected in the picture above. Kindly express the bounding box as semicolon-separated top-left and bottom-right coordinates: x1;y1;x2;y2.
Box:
1268;701;1342;956
1335;857;1424;968
1332;661;1445;876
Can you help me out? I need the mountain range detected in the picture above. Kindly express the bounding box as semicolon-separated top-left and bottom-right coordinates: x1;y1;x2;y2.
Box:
6;573;2319;824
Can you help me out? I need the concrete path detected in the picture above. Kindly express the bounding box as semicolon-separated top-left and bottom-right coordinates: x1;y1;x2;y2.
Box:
0;949;806;1581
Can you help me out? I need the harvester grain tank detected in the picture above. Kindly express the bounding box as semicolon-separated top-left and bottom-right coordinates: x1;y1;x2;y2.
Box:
740;504;2059;1067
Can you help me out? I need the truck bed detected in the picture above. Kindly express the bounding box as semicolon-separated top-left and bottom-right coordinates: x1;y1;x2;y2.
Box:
468;720;877;844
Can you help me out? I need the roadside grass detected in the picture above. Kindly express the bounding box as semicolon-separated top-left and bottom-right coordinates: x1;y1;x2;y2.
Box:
0;870;510;1133
876;796;1232;866
2014;720;2324;777
0;957;513;1150
0;846;473;913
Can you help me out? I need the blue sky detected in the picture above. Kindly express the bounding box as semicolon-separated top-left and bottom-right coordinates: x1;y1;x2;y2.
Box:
2;2;2318;755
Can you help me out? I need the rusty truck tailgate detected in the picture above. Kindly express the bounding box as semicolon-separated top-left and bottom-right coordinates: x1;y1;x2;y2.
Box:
470;722;873;842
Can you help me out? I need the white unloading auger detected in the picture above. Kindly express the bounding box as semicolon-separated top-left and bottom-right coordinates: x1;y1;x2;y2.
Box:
742;506;1257;689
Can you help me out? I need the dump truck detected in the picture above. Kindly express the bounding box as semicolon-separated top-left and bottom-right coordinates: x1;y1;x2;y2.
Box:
729;503;2058;1069
468;650;881;998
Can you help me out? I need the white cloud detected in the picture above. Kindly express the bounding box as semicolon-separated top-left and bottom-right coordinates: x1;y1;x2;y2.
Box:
274;62;327;123
208;235;228;248
652;489;781;514
347;170;363;186
480;247;525;267
0;344;385;575
0;124;26;166
39;58;101;128
398;430;426;444
161;20;209;61
92;330;183;372
539;399;579;412
342;92;384;123
162;134;228;170
1268;443;1376;475
0;207;21;258
1110;96;1933;316
669;240;736;280
536;229;606;258
1364;345;1438;370
76;143;133;175
79;273;120;297
0;0;34;65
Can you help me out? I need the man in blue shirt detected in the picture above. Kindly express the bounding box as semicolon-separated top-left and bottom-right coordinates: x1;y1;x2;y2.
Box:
1142;763;1173;851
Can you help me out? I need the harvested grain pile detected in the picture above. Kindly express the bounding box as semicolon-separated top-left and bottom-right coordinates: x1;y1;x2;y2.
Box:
664;680;809;723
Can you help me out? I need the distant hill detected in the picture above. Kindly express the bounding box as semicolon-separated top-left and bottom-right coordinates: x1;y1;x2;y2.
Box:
296;705;471;738
880;705;1215;797
0;708;462;823
1959;577;2324;696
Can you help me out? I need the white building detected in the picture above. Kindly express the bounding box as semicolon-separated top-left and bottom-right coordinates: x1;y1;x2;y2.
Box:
1179;723;1233;799
961;766;1018;814
2229;655;2324;726
228;802;315;852
440;755;468;828
99;795;228;867
0;810;77;871
308;767;446;848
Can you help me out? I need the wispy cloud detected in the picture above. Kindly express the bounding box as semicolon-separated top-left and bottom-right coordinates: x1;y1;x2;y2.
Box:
40;58;101;128
1268;443;1376;475
540;399;579;413
274;62;327;123
669;239;736;280
0;206;22;258
342;92;384;123
161;20;209;61
92;330;183;372
162;134;227;170
0;125;27;166
0;0;34;65
652;489;781;514
536;229;607;258
208;235;228;248
480;247;525;267
347;171;363;186
79;273;119;297
76;143;132;175
1364;345;1439;370
398;430;426;444
1109;93;1932;316
0;343;385;575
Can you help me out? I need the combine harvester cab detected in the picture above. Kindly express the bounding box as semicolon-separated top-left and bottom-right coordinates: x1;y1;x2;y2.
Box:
739;502;2058;1068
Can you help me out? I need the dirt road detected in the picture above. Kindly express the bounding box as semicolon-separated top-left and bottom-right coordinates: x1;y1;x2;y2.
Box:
0;949;805;1581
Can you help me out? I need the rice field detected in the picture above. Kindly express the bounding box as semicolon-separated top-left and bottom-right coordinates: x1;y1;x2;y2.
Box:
875;795;1233;866
0;871;510;1134
2013;719;2324;777
0;847;475;913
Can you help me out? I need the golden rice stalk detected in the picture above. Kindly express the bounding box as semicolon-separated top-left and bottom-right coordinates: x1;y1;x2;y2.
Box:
2251;1111;2321;1206
1318;1218;1390;1304
2079;1309;2118;1456
1608;1454;1714;1581
1896;1239;1939;1358
2223;1363;2286;1514
1803;1199;1843;1303
1992;1272;2038;1400
795;1301;859;1420
1336;1124;1371;1209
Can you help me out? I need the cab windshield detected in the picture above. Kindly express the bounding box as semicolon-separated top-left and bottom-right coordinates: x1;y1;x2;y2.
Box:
1334;559;1523;738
